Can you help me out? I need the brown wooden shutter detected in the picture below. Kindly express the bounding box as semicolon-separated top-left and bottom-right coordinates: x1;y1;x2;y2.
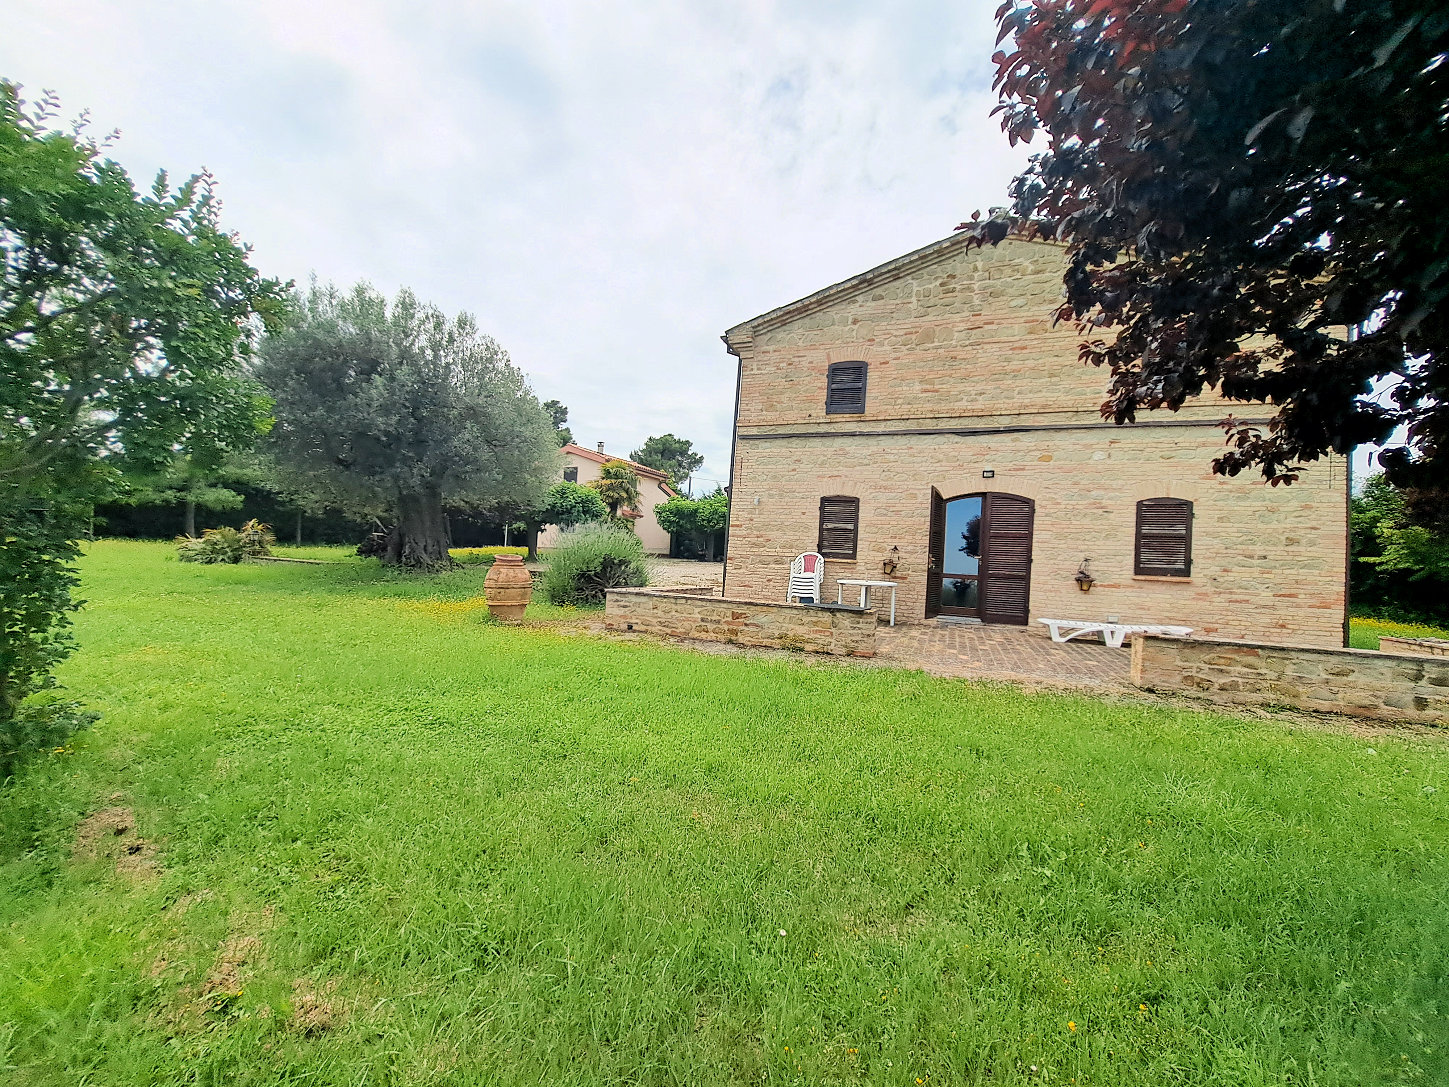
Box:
925;488;945;617
817;495;859;559
1135;498;1193;576
980;493;1034;625
825;362;867;414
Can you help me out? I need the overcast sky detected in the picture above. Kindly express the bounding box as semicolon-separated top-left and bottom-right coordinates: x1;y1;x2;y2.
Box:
2;0;1039;489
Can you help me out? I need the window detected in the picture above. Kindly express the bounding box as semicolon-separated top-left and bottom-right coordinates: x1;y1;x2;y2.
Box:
563;467;578;482
825;361;867;414
1135;498;1193;576
817;495;860;559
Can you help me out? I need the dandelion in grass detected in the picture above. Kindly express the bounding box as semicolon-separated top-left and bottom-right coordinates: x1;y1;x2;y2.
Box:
1068;1020;1077;1032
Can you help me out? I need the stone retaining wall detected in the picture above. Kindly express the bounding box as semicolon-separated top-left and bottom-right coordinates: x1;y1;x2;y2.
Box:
1380;636;1449;658
1131;635;1449;726
605;589;876;656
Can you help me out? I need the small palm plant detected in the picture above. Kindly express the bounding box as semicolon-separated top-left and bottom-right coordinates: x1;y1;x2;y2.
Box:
588;460;641;527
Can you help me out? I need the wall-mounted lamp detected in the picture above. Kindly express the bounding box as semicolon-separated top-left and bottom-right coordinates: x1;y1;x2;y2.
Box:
981;468;995;479
1075;557;1095;593
882;545;900;577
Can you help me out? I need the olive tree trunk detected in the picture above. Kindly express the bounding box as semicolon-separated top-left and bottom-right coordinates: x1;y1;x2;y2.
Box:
388;485;453;570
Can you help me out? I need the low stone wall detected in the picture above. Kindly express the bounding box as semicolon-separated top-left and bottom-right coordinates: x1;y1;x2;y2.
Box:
1380;636;1449;658
1132;635;1449;726
605;589;877;657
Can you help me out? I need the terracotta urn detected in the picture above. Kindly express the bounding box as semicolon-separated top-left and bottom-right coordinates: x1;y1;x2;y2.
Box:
483;555;532;623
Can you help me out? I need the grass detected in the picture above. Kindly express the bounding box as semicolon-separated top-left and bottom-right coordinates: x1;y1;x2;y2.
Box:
1;541;1445;1086
1349;614;1449;651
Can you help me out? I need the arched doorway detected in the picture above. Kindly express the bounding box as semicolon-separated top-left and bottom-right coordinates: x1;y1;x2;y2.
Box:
926;490;1035;624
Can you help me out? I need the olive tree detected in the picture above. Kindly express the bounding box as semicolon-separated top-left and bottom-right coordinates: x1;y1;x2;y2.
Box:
256;282;559;569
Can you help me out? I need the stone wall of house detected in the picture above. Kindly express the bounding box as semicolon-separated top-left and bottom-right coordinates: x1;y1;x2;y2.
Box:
1380;636;1449;658
1131;635;1449;726
722;234;1349;648
604;589;876;657
724;427;1348;647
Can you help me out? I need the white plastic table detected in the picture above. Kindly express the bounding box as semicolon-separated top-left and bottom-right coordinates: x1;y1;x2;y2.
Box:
836;579;898;626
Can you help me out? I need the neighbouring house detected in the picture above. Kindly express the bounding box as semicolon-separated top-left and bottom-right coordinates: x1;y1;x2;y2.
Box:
539;442;677;555
720;232;1350;648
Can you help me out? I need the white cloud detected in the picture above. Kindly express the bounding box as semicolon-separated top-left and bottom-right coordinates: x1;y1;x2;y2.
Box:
2;0;1032;489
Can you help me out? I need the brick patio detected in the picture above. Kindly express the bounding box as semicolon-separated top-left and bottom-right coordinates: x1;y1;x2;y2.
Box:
875;619;1131;688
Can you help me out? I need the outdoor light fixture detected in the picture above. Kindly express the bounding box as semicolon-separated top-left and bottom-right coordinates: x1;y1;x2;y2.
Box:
882;545;900;576
982;469;995;478
1075;557;1095;593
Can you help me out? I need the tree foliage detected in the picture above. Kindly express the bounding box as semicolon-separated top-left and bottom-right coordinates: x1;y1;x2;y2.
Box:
541;480;608;528
588;459;641;524
542;399;573;447
654;489;728;536
0;82;282;733
256;282;559;570
976;0;1449;486
655;488;729;560
1351;474;1449;620
630;434;703;489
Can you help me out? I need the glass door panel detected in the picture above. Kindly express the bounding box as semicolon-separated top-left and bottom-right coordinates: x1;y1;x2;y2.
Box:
940;495;983;616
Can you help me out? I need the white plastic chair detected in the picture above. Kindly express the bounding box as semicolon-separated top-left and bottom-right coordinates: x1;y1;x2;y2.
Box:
788;552;824;604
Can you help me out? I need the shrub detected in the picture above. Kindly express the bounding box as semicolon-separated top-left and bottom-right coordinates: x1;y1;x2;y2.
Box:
176;526;245;564
450;546;530;566
1;697;96;783
176;520;275;564
238;519;276;557
542;524;648;606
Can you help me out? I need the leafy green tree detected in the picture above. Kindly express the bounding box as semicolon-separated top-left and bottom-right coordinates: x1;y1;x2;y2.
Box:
631;434;704;490
542;481;608;528
486;481;606;561
256;282;558;570
1350;474;1449;621
654;488;728;560
980;0;1449;488
1;82;283;734
117;440;248;538
588;459;642;526
542;400;573;447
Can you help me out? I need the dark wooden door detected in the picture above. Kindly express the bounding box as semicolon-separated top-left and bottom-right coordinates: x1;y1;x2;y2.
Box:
980;493;1034;626
925;488;945;617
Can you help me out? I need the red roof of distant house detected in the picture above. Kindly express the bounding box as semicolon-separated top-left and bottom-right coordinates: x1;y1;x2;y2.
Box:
561;443;677;496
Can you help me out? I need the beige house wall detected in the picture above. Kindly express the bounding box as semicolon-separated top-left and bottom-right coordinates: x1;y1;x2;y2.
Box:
537;448;675;555
722;234;1350;648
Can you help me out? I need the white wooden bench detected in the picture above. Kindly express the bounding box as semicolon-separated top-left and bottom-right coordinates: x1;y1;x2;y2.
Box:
1039;618;1193;649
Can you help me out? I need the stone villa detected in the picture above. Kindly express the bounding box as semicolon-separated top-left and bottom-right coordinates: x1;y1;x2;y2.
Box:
719;232;1350;648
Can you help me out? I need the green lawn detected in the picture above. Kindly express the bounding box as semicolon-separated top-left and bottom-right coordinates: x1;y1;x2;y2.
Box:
1349;614;1449;651
2;542;1446;1086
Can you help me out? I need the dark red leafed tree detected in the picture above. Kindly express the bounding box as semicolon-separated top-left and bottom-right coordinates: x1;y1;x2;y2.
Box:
962;0;1449;498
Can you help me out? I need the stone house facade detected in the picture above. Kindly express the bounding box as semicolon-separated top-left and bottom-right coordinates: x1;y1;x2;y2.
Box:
537;442;677;555
720;232;1350;648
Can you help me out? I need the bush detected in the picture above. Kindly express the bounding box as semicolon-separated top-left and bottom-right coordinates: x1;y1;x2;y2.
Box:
449;546;530;566
542;524;648;606
238;518;276;557
176;520;275;564
1;697;96;783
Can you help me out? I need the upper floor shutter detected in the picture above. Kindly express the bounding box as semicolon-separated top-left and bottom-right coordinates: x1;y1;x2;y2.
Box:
825;362;867;414
1135;498;1193;576
817;496;860;559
